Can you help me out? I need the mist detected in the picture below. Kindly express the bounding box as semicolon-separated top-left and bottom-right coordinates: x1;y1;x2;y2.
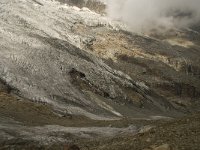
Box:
106;0;200;32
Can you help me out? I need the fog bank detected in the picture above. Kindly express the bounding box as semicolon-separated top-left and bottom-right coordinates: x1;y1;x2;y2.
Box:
106;0;200;32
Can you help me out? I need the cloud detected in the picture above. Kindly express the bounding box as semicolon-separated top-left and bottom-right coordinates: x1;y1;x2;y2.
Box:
106;0;200;32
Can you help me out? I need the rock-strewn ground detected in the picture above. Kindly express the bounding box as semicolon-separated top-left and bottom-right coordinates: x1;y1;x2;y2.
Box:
80;112;200;150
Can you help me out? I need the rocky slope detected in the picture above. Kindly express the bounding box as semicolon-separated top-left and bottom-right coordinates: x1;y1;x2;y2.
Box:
0;0;184;120
80;112;200;150
0;0;200;148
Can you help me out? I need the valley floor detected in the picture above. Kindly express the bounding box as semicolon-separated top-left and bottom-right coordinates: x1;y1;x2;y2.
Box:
0;90;200;150
80;112;200;150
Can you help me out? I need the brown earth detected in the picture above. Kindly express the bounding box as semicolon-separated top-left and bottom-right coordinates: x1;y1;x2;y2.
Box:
0;90;158;127
80;112;200;150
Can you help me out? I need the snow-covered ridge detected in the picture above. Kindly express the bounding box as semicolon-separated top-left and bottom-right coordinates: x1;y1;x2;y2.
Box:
1;0;194;120
9;0;128;47
0;0;139;120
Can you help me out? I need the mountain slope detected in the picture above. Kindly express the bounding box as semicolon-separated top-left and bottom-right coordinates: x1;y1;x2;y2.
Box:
0;0;200;148
0;0;183;120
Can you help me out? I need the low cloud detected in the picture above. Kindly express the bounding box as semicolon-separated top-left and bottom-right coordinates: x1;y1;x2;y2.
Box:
106;0;200;32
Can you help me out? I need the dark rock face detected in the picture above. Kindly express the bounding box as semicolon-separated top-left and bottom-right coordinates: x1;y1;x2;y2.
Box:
0;78;19;94
96;29;200;112
64;144;80;150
